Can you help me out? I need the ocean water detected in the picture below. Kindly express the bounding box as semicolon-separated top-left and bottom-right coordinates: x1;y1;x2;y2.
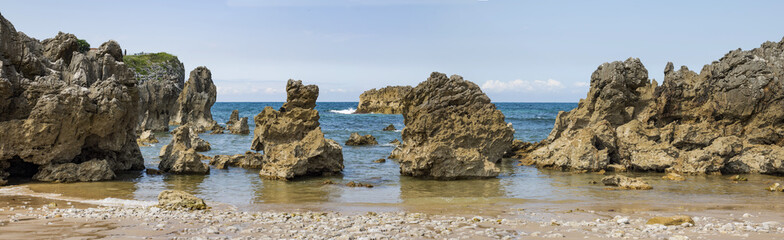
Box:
15;102;784;213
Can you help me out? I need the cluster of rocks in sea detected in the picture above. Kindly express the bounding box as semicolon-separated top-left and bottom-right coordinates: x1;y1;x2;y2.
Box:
519;37;784;176
158;125;211;174
225;109;250;134
250;80;344;180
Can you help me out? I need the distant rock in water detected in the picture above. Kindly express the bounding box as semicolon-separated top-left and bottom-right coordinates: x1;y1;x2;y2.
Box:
397;72;514;179
345;132;378;146
525;37;784;175
382;124;396;131
137;130;160;146
355;86;412;114
210;151;264;169
251;80;344;180
0;13;144;185
225;110;249;134
158;125;210;174
128;52;185;132
170;66;220;132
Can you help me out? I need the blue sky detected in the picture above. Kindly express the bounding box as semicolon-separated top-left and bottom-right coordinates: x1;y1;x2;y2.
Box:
2;0;783;102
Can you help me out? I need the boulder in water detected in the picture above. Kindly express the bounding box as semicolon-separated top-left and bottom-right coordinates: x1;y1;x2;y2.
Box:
158;125;210;174
601;175;652;190
345;133;378;146
355;86;412;114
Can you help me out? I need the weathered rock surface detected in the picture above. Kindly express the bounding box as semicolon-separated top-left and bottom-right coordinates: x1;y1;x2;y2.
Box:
503;140;536;159
227;115;249;135
129;52;185;132
170;66;219;131
157;190;207;210
158;125;210;174
662;172;686;181
601;175;652;190
210;151;264;169
0;13;144;184
524;37;784;175
226;110;240;125
251;80;344;180
397;72;514;179
33;159;116;182
355;86;412;114
383;124;396;131
345;133;378;146
137;130;159;146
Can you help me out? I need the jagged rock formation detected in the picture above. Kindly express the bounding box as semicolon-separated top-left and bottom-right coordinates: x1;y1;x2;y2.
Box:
397;72;514;179
226;110;249;134
127;52;185;132
345;133;378;146
355;86;412;114
525;37;784;175
158;125;210;174
210;151;264;169
170;66;220;131
0;13;144;185
33;159;116;182
251;80;344;180
383;124;396;131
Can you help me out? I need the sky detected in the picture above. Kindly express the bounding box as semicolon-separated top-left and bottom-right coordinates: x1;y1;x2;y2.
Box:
1;0;783;102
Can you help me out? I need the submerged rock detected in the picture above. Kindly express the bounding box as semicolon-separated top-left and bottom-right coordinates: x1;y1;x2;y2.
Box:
33;159;116;182
251;80;344;180
397;72;514;179
646;216;695;226
158;125;210;174
389;139;400;145
0;14;144;184
355;86;412;114
129;52;185;132
346;181;374;188
210;151;264;169
524;37;784;175
374;158;386;163
662;172;686;181
601;175;652;190
345;133;378;146
157;190;207;210
170;66;220;131
503;140;536;159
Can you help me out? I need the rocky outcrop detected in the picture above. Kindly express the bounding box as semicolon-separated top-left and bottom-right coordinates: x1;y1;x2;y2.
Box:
225;110;249;134
157;190;207;210
33;159;116;182
397;72;514;179
383;124;396;131
170;66;219;131
129;52;185;132
158;125;210;174
345;133;378;146
525;37;784;175
355;86;412;114
0;13;144;185
210;151;264;169
251;80;344;180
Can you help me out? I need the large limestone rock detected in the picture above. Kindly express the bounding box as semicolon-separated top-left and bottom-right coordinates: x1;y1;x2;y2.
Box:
0;13;144;185
525;37;784;175
33;159;116;182
170;66;219;131
355;86;412;114
129;52;185;131
345;132;378;146
397;72;514;179
251;80;344;180
157;190;207;210
158;125;210;174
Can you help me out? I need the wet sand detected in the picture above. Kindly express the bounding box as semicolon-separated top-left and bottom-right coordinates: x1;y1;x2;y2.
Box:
2;192;784;239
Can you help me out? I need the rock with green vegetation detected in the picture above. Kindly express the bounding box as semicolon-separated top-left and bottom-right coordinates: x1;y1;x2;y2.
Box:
157;190;207;210
0;13;144;185
125;52;185;132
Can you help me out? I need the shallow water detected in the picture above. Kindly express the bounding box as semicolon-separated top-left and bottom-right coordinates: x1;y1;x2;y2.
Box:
11;102;784;213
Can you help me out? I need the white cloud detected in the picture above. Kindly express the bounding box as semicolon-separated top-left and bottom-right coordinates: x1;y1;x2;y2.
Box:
573;81;589;87
328;88;347;93
481;79;564;92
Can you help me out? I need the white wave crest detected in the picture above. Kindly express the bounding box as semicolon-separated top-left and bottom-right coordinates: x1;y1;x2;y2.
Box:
330;108;356;114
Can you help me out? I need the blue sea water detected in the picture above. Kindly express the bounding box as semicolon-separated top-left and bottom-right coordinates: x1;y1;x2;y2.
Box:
21;102;783;213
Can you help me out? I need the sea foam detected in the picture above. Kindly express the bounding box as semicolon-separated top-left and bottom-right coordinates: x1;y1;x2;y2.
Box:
330;108;356;114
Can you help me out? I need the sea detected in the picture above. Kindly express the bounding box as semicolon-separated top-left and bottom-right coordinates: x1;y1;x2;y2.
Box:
5;102;783;214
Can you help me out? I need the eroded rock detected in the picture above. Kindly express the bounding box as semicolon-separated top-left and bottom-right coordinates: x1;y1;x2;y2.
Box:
601;175;652;190
210;151;264;169
251;80;344;180
130;52;185;132
355;86;412;114
0;14;143;184
137;130;159;146
397;72;514;179
33;159;116;182
158;125;210;174
383;124;396;131
170;66;219;131
345;133;378;146
157;190;207;210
